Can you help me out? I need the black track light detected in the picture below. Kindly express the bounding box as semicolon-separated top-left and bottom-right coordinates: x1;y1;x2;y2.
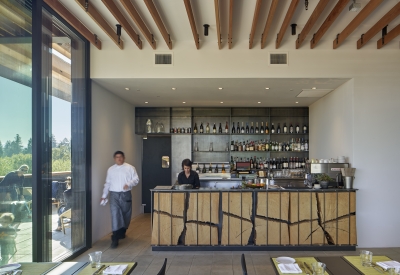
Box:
116;24;122;44
291;24;297;36
203;24;210;36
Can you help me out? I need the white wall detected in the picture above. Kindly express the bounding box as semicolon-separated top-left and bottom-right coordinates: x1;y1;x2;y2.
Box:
91;81;142;243
309;79;354;164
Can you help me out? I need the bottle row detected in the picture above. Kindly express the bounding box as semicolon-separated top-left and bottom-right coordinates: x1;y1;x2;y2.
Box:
194;163;228;174
230;138;309;152
230;156;308;170
193;121;308;134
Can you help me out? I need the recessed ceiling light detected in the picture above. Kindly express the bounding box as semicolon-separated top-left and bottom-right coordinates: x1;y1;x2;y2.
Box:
125;87;129;90
290;89;293;91
220;101;223;103
258;102;261;104
145;101;148;104
172;88;176;90
182;102;186;104
295;102;299;104
265;87;270;90
312;87;317;89
219;87;223;90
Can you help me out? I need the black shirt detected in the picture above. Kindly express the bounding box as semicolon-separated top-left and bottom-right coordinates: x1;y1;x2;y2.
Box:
178;170;200;188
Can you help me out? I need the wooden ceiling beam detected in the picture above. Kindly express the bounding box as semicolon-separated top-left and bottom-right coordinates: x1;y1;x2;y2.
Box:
183;0;199;49
214;0;222;49
310;0;349;49
144;0;172;49
249;0;262;49
276;0;300;49
120;0;156;49
228;0;233;49
333;0;383;49
377;24;400;49
261;0;279;49
75;0;122;49
296;0;330;49
44;0;102;50
0;2;32;34
357;2;400;49
102;0;142;49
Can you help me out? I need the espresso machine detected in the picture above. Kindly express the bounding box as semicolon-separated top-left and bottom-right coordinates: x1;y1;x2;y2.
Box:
305;163;349;188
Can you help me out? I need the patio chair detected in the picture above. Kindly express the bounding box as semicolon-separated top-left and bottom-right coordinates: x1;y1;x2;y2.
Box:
59;208;71;234
157;258;167;275
241;254;248;275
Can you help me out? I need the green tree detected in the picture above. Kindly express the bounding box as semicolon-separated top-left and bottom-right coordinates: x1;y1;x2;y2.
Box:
0;140;3;157
52;134;57;148
4;140;12;157
10;134;23;155
23;138;32;154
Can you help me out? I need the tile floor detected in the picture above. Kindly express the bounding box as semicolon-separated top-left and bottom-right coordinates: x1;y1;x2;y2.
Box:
72;214;400;275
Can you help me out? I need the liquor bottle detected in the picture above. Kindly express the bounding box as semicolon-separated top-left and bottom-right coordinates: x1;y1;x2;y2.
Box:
289;123;294;134
214;164;218;173
206;123;210;133
265;122;269;134
230;156;235;171
196;163;200;173
213;123;217;133
225;121;229;133
277;123;281;134
250;157;254;169
303;124;308;134
222;164;226;173
283;123;287;134
234;141;238;151
202;164;206;173
232;122;235;134
194;123;198;134
260;122;264;134
246;123;250;134
254;156;257;169
237;122;240;134
255;122;259;134
285;142;290;151
271;123;275;134
200;122;204;134
250;122;254;134
305;139;309;151
218;123;222;133
295;123;300;134
208;163;212;173
230;141;235;151
241;122;245;134
300;138;305;151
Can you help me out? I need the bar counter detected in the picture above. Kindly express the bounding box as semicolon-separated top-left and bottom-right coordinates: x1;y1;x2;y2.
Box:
150;186;357;251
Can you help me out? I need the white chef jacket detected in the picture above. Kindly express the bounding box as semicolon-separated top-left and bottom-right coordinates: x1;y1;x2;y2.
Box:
102;162;139;198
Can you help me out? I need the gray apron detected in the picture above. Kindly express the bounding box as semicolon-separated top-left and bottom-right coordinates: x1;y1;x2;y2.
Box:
109;191;132;232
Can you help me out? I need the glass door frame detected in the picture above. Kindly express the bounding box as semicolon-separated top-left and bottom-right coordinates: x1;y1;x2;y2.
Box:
32;0;92;262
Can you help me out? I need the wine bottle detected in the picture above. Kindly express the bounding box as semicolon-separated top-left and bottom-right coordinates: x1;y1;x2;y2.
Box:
283;123;287;134
214;164;218;173
222;164;226;173
295;123;300;134
245;122;249;134
255;122;259;133
230;156;235;171
218;123;222;133
260;122;264;133
208;163;212;173
232;122;235;134
194;123;198;134
271;123;275;134
200;122;204;134
289;123;294;134
225;121;228;133
250;122;254;134
265;122;269;134
230;141;235;151
241;122;245;134
277;123;281;134
213;123;217;134
250;157;254;169
303;124;308;134
236;122;240;134
202;164;206;173
305;139;309;151
196;163;200;173
206;123;210;133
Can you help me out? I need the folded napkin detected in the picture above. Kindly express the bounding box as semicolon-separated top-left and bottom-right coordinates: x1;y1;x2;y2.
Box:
277;263;302;274
376;261;400;271
102;265;128;275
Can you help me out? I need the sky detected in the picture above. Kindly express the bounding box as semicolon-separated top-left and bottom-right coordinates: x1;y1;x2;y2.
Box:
0;76;71;147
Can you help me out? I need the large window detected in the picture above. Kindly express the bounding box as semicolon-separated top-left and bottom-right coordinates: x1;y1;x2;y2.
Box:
0;0;90;263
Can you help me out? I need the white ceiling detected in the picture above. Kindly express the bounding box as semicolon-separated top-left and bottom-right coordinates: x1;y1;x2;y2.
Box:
93;78;350;107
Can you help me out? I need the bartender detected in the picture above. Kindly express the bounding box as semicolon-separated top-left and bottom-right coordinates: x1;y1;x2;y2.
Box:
177;159;200;188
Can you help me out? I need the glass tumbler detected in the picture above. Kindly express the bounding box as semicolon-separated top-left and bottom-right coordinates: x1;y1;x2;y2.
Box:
360;250;373;267
311;262;326;275
89;251;102;268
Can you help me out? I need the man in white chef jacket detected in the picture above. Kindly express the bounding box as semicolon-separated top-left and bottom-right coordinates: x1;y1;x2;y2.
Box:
101;151;139;248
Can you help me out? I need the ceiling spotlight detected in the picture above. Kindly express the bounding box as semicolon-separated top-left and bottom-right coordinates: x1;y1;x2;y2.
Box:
265;87;270;90
312;87;317;89
305;0;309;10
182;102;186;104
203;24;210;36
145;101;148;104
218;87;223;90
220;102;223;104
291;24;297;35
349;0;361;12
295;102;299;104
125;88;130;90
172;87;176;90
258;102;261;104
116;24;122;45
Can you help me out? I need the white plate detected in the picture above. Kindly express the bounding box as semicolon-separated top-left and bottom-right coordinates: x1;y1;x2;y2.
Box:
0;263;21;272
276;257;296;264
